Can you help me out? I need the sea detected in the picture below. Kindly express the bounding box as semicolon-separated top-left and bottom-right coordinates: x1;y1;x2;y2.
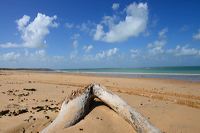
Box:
57;66;200;82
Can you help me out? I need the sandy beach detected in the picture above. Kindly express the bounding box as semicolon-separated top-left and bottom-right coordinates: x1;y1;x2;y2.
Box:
0;70;200;133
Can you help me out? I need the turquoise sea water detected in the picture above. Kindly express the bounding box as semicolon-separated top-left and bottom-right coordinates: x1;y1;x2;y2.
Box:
59;66;200;81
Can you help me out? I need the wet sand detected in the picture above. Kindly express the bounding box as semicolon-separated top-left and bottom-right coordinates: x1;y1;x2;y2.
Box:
0;70;200;133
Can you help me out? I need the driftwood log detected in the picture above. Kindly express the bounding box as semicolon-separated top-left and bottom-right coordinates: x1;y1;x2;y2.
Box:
41;83;161;133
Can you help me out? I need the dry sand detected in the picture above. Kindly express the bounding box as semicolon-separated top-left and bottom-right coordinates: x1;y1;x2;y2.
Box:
0;70;200;133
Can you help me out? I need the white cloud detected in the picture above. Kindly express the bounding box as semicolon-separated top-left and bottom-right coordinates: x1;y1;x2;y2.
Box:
25;49;48;61
20;13;58;48
71;33;80;40
147;40;166;55
94;24;105;40
0;13;58;49
158;28;168;38
193;29;200;40
147;28;167;55
130;49;140;58
96;48;118;59
101;15;117;29
147;27;200;57
16;15;30;31
77;22;90;32
70;50;78;60
167;45;200;56
0;42;20;48
72;40;78;49
0;52;20;61
28;49;64;62
0;50;65;68
64;21;96;35
65;23;74;29
94;2;148;43
83;45;93;52
76;21;96;33
71;33;80;49
34;49;46;57
112;3;120;10
82;55;96;61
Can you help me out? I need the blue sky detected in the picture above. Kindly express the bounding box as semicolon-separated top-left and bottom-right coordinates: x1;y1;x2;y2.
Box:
0;0;200;69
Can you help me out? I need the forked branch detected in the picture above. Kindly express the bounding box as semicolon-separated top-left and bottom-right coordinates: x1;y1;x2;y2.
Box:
41;83;161;133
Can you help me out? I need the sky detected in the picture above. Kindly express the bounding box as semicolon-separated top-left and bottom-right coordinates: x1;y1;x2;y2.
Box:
0;0;200;69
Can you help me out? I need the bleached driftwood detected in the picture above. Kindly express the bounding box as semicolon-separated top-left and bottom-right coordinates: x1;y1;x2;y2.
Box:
93;84;160;133
41;83;161;133
41;84;94;133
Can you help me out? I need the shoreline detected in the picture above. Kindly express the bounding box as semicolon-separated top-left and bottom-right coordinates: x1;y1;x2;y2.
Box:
2;69;200;82
59;71;200;82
